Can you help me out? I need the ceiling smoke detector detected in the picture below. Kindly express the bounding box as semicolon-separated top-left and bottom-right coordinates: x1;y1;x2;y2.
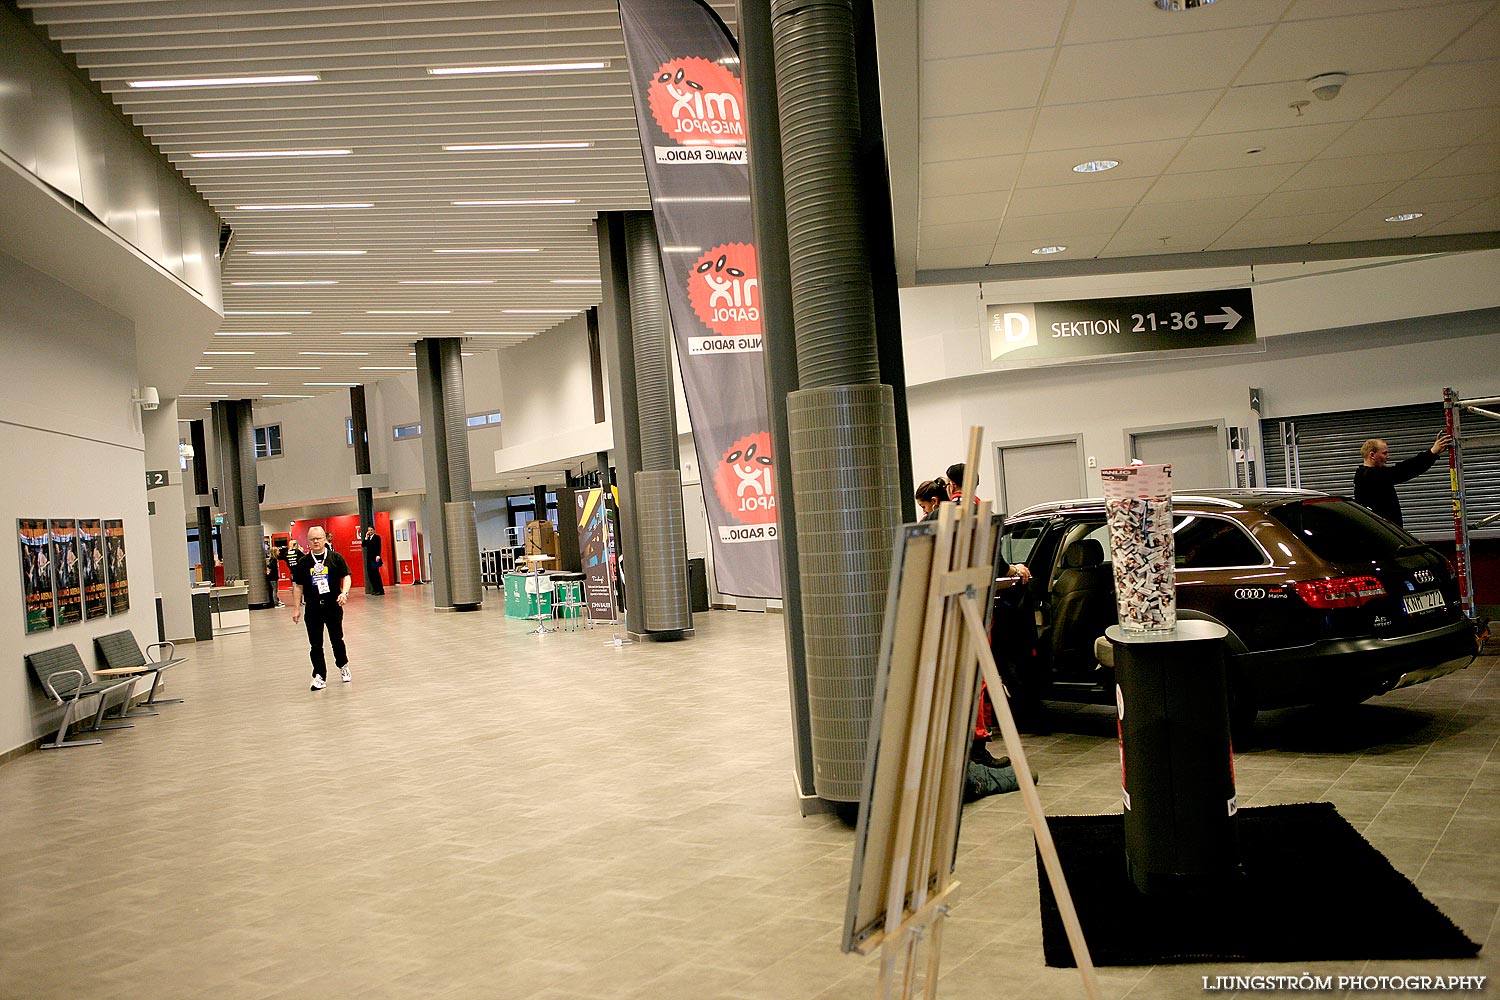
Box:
1308;73;1348;101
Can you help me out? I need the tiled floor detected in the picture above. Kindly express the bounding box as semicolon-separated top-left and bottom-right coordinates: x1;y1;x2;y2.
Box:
0;586;1495;999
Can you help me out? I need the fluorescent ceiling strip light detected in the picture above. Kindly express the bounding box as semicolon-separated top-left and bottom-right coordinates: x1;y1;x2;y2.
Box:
255;366;321;371
551;279;601;284
192;149;350;159
215;331;289;337
209;382;269;386
224;310;311;315
340;332;419;336
428;61;608;76
234;203;373;211
652;195;751;203
451;199;578;206
262;394;314;398
398;280;493;285
203;351;255;355
180;394;229;398
300;351;368;356
366;310;450;315
442;142;592;152
662;245;702;254
464;331;531;336
431;248;541;254
230;281;337;286
247;249;366;256
359;366;418;371
502;309;575;314
410;352;476;356
128;74;319;89
194;366;213;370
304;382;361;387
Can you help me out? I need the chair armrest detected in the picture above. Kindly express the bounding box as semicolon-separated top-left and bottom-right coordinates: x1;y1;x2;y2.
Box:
145;641;175;664
44;669;85;704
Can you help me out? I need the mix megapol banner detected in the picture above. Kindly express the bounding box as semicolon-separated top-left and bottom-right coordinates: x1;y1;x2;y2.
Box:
618;0;781;599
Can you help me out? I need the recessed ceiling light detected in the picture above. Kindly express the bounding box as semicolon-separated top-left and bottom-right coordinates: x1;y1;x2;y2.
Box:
215;331;290;336
428;62;609;76
502;309;575;315
255;366;322;371
652;195;752;203
359;366;419;371
366;310;451;315
431;248;542;254
128;74;320;89
209;382;269;387
1072;159;1120;174
300;351;369;356
398;280;494;285
192;149;350;159
224;310;312;315
442;143;592;152
246;249;366;256
451;199;579;207
203;351;256;355
551;279;602;285
1032;245;1068;255
1385;212;1424;223
262;394;315;399
234;203;373;211
230;281;337;286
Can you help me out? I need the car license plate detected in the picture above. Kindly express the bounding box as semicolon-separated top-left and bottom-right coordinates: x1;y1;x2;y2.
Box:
1402;590;1444;615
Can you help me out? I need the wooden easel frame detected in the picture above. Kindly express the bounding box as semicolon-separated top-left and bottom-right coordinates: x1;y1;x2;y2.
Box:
843;427;1100;1000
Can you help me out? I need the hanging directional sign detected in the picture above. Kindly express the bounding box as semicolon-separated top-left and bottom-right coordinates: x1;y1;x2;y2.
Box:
983;288;1256;366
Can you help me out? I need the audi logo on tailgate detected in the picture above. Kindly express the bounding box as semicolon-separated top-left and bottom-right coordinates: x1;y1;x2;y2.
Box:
1413;569;1435;584
1234;587;1266;600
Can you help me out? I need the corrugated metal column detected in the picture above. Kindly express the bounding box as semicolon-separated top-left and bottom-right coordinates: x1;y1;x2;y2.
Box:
234;399;271;609
414;338;482;611
188;419;214;583
770;0;903;801
210;401;243;586
596;212;648;636
739;0;820;809
625;211;692;636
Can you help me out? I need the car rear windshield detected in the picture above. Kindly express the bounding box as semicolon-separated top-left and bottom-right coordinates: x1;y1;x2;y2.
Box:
1266;498;1418;563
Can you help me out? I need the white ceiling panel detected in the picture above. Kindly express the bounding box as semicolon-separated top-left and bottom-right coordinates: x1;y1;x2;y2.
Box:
1277;149;1454;192
920;0;1066;58
1169;124;1349;172
921;155;1025;197
1028;90;1221;151
1014;138;1185;189
1007;176;1154;216
1117;195;1266;233
1321;107;1500;158
920;109;1035;163
1209;211;1356;250
921;48;1053;116
996;207;1132;244
920;193;1008;227
1195;70;1411;135
1368;60;1500;118
1043;26;1270;107
919;219;1003;248
1247;181;1403;220
1062;0;1294;44
988;234;1111;265
1422;142;1500;178
1435;4;1500;60
1139;162;1303;204
1422;197;1500;234
1103;227;1227;256
916;243;995;271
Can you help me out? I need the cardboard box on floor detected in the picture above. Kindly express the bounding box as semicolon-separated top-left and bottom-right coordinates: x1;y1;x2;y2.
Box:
524;519;558;559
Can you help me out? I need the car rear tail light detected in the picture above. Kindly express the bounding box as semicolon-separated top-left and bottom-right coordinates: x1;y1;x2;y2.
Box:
1294;575;1387;609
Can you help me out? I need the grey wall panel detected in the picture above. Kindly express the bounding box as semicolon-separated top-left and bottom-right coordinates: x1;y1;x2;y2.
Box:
68;77;112;223
180;193;221;307
0;28;39;173
155;163;185;278
16;29;82;203
101;119;143;247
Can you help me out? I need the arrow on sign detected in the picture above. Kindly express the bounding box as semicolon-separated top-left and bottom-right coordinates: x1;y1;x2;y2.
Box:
1204;306;1242;331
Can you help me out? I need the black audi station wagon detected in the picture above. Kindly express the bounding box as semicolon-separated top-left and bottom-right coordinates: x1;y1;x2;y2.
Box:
994;489;1478;737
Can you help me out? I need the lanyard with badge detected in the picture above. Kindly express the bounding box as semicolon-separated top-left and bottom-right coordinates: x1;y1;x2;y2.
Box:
311;551;331;595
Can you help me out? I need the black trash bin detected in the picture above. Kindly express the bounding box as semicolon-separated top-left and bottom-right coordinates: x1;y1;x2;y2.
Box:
1109;620;1240;896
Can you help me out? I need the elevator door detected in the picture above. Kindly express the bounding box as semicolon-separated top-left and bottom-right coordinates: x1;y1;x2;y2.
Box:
994;436;1086;516
1128;423;1229;489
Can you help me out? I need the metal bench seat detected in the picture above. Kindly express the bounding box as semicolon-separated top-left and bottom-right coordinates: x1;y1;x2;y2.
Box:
25;645;138;749
94;631;188;707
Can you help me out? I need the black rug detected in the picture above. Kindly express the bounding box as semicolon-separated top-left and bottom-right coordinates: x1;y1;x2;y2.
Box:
1036;802;1480;967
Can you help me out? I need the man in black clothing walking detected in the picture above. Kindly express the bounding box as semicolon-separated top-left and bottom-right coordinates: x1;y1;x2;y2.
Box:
1354;431;1452;528
291;526;352;690
363;526;386;595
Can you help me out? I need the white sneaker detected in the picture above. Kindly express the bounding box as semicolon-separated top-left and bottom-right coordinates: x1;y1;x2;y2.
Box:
340;666;351;684
310;675;326;691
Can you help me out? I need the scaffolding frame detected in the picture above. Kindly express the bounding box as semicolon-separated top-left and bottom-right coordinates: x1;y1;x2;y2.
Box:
1442;388;1500;620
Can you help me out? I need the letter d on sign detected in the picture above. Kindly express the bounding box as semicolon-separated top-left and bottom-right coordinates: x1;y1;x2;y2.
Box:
987;303;1039;361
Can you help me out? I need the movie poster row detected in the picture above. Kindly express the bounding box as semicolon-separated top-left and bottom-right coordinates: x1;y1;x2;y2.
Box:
18;518;128;634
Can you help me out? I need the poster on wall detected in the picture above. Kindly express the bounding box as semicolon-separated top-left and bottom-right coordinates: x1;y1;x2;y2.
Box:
50;518;83;626
78;518;108;620
618;0;782;599
18;518;55;633
576;488;618;623
104;518;130;614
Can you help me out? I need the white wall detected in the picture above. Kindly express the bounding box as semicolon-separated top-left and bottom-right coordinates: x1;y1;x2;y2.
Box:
900;251;1500;504
0;251;160;757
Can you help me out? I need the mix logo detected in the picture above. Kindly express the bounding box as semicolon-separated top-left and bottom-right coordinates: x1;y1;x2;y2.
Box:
647;57;745;146
713;430;777;527
690;243;760;339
